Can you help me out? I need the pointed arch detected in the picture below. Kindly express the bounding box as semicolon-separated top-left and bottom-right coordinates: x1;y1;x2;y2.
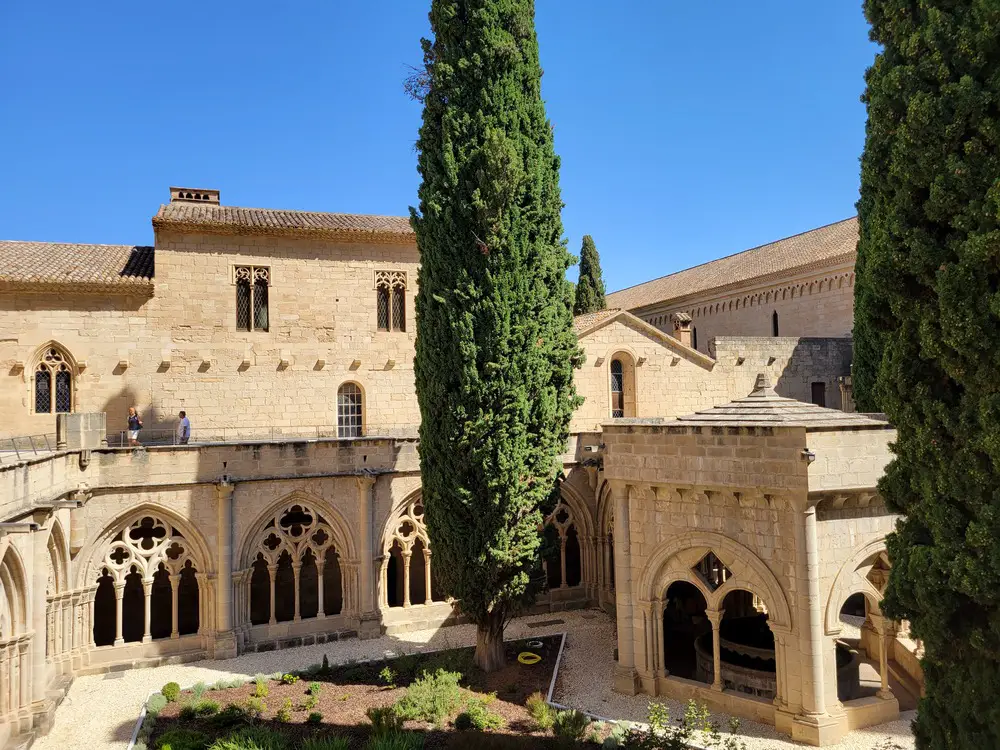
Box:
0;544;28;638
824;538;888;635
30;341;78;414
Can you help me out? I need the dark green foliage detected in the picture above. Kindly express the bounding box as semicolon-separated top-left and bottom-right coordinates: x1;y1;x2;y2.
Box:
306;711;324;725
156;728;209;750
454;696;505;731
209;704;249;731
573;235;606;315
411;0;582;671
363;732;425;750
162;682;182;703
525;691;554;730
366;706;405;736
301;737;348;750
552;710;591;742
207;727;288;750
854;2;1000;747
393;669;464;726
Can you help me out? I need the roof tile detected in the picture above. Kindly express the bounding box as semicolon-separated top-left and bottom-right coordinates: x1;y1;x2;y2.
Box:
0;241;154;293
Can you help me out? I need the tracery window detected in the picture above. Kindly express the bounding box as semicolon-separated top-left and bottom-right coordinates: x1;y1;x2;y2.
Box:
92;515;200;647
543;501;582;589
34;347;72;414
337;382;364;438
235;266;270;332
248;504;343;626
382;498;443;608
610;360;624;418
375;270;406;332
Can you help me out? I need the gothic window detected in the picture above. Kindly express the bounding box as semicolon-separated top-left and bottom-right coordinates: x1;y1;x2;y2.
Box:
382;498;443;608
34;347;72;414
610;360;624;419
337;382;364;438
235;266;270;332
375;270;407;332
543;501;582;589
91;515;200;646
772;310;779;337
248;504;343;626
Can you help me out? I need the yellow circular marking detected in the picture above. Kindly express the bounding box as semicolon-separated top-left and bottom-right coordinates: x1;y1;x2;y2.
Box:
518;651;541;665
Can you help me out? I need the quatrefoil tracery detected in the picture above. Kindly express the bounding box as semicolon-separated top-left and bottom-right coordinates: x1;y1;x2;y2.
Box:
254;504;338;566
99;515;194;584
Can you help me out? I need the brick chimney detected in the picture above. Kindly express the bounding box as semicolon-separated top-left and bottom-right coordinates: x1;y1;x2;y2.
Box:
169;187;220;205
672;312;693;347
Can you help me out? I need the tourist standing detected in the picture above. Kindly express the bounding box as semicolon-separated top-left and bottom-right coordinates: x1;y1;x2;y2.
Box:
177;411;191;445
127;407;143;446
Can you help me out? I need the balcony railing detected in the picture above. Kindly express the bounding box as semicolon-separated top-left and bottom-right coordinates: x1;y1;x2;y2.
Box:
106;424;420;448
0;434;57;466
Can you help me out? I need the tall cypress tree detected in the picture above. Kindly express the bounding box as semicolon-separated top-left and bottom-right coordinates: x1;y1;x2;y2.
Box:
855;2;1000;747
573;235;607;315
410;0;582;671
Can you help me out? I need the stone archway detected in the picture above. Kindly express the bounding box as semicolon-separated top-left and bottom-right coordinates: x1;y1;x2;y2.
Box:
378;493;445;609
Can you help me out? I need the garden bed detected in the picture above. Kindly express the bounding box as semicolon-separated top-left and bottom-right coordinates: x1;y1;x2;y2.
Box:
140;634;606;749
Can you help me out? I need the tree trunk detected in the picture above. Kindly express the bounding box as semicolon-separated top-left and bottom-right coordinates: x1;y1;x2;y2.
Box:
474;612;506;672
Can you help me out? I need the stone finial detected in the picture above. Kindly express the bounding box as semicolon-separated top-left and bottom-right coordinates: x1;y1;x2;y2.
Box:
749;373;777;398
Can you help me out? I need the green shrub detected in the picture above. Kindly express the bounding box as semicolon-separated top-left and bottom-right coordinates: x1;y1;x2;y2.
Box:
379;666;397;688
454;696;504;731
192;682;208;701
306;711;324;725
280;673;299;685
525;692;554;731
179;704;198;721
208;726;288;750
302;694;319;711
362;732;424;750
553;710;591;742
193;700;220;717
156;728;208;750
242;696;266;719
307;681;322;696
209;704;249;730
253;678;269;698
366;705;405;736
147;693;168;717
162;682;182;703
393;669;463;726
275;698;293;722
302;736;348;750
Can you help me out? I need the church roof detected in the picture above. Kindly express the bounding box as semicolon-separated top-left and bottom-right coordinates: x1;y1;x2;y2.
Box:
606;217;858;312
573;308;622;333
0;240;155;294
676;373;887;429
153;201;415;243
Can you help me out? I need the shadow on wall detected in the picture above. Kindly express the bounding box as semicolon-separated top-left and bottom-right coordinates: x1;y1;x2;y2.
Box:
101;386;177;446
772;338;853;410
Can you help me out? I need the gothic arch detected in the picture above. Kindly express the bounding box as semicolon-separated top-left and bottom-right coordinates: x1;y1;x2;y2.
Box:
637;531;791;629
29;341;78;414
238;491;356;568
608;350;637;418
46;518;69;596
379;490;444;608
0;544;28;638
824;538;888;635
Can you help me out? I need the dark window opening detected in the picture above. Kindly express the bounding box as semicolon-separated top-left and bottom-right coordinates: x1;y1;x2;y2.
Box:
811;382;827;408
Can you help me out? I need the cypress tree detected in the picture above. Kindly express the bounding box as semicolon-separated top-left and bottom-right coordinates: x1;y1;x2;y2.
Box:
855;2;1000;747
410;0;582;671
573;235;607;315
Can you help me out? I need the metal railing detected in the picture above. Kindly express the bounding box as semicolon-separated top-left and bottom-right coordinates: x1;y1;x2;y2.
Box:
0;433;58;465
107;424;420;448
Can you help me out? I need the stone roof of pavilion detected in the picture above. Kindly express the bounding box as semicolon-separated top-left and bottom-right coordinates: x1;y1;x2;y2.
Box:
606;217;858;312
572;308;622;333
676;373;887;429
153;201;415;243
0;240;155;294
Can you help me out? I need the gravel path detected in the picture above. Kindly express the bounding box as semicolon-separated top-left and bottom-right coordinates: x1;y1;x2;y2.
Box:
33;609;915;750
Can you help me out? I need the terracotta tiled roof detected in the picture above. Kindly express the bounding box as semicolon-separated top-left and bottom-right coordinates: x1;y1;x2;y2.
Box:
153;201;415;243
573;308;622;333
0;240;154;294
606;217;858;312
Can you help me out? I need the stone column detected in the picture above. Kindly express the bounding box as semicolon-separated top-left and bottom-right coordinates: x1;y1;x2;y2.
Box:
356;477;379;637
654;598;666;678
0;646;8;716
871;614;894;700
113;583;125;646
706;608;724;691
169;574;180;638
379;558;389;609
267;565;277;625
771;627;789;709
559;536;568;589
612;482;639;694
402;551;412;608
802;503;826;715
31;520;51;702
214;481;236;656
423;549;433;605
292;562;302;621
18;640;30;711
142;579;153;643
316;561;326;618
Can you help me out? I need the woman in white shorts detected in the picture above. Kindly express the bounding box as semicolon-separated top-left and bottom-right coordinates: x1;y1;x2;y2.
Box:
127;407;143;446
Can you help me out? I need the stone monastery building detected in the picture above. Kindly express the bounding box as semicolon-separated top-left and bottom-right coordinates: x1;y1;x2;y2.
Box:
0;190;920;747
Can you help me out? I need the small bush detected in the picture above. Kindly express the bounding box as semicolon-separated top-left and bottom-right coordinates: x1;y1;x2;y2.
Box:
307;681;322;696
242;696;266;719
306;711;324;725
208;726;288;750
253;678;269;699
147;693;168;717
393;669;463;726
209;704;248;730
162;682;182;703
194;700;220;717
366;705;405;736
275;698;293;723
156;728;208;750
363;732;424;750
454;696;505;731
192;682;208;701
553;710;592;742
379;666;397;688
302;738;348;750
280;673;299;685
525;692;554;731
179;704;198;721
302;694;319;711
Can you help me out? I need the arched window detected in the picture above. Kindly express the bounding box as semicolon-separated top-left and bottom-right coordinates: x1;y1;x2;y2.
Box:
382;497;444;608
375;270;407;332
248;503;344;626
610;360;624;418
34;347;72;413
543;501;582;589
772;310;779;337
91;515;200;646
693;327;698;351
337;382;364;438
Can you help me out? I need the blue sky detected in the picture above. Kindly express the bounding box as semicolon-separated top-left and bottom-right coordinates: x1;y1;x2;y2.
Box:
0;1;876;293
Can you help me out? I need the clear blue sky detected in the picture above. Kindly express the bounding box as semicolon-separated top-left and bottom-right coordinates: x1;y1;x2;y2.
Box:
0;1;876;294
